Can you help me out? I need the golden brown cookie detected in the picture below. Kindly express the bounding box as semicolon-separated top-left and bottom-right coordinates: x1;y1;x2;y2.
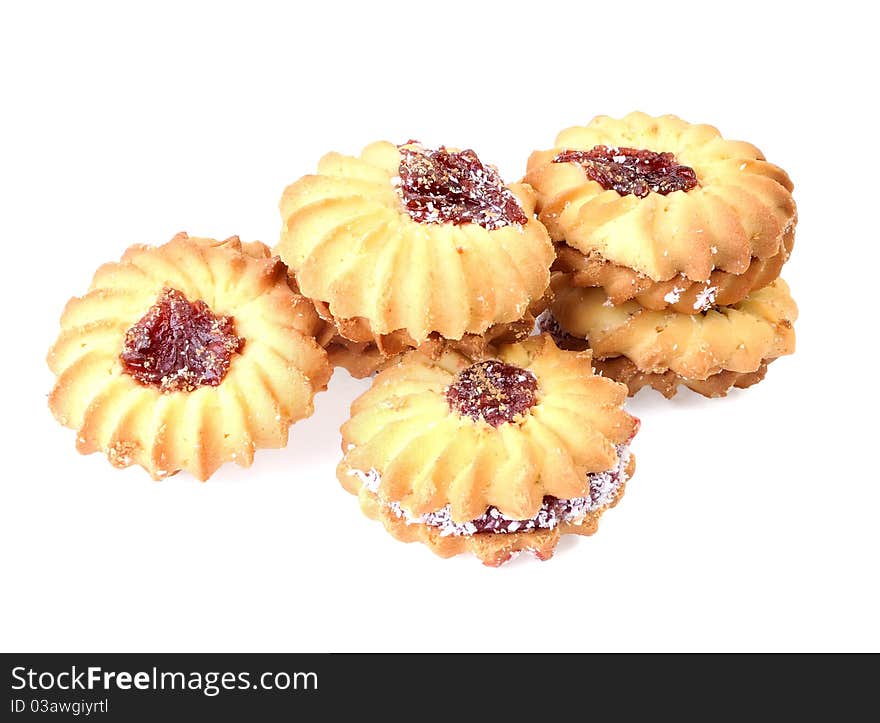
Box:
552;227;794;313
525;112;797;311
320;308;538;379
47;233;331;480
590;356;773;399
278;140;554;358
545;275;797;398
337;334;639;566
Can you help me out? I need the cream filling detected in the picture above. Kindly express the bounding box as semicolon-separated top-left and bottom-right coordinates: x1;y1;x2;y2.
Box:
349;444;630;538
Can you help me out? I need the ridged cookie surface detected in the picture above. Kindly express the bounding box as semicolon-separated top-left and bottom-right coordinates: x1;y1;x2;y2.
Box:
48;233;331;480
278;141;554;342
551;276;797;381
525;112;796;283
337;335;639;564
553;226;793;313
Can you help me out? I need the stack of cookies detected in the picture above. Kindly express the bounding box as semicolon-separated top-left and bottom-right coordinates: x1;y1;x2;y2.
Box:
526;112;798;397
275;140;641;564
46;113;798;566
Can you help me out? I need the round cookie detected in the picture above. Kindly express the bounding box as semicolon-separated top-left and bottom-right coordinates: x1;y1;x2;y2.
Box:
337;334;639;566
47;233;332;480
278;140;554;376
545;276;797;398
525;112;797;313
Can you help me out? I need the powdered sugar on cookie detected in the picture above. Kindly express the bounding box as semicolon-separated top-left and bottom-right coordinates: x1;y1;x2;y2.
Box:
349;445;631;538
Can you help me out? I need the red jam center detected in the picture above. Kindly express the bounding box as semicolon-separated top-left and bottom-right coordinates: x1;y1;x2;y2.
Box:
446;360;537;427
120;287;244;393
554;145;698;198
397;142;527;230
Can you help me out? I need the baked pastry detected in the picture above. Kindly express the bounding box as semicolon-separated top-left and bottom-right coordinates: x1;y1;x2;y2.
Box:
47;232;331;480
337;334;639;566
525;112;797;312
321;315;537;380
321;302;541;379
545;276;797;398
278;140;554;372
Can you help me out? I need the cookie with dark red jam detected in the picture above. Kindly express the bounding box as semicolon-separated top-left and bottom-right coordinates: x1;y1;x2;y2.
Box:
48;233;331;481
337;334;639;566
277;140;554;361
525;112;796;310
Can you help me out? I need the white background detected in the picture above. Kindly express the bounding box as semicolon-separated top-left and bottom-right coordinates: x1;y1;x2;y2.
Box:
1;0;878;652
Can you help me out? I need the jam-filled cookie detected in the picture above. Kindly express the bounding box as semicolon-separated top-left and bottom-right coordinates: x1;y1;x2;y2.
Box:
337;334;639;566
545;276;797;398
47;233;332;480
525;112;797;313
278;140;554;376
